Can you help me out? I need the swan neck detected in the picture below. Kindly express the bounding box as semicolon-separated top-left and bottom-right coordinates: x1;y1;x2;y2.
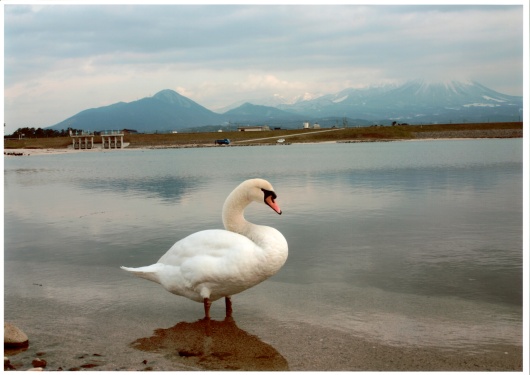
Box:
222;187;251;233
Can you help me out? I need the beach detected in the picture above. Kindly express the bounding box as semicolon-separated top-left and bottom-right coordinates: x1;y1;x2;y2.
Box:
4;263;523;371
4;315;523;371
4;148;86;157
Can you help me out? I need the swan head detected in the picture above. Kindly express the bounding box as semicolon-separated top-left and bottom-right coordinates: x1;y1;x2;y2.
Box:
247;179;282;215
223;178;282;232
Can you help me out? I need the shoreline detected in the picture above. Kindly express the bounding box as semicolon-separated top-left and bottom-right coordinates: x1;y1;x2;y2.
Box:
3;135;522;157
4;317;522;371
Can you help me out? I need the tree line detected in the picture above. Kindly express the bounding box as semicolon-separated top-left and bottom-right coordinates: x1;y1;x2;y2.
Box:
5;127;82;138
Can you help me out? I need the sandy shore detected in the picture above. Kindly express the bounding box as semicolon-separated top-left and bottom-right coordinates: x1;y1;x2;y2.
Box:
4;316;522;371
3;133;522;157
3;146;133;157
4;260;523;371
4;148;85;157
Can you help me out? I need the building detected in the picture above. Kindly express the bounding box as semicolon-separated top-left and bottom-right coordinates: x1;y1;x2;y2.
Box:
237;125;270;132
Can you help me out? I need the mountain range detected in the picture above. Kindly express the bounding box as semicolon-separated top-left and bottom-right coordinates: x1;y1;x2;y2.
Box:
48;80;523;133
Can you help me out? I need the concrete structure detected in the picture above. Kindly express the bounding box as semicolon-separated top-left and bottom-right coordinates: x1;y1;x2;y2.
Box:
303;122;310;129
101;130;124;149
237;125;270;132
70;130;94;149
69;129;125;150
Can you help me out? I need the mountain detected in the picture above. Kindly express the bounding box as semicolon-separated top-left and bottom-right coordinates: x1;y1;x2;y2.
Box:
48;89;224;133
223;102;305;123
215;93;322;113
48;90;307;133
275;80;522;124
47;81;522;134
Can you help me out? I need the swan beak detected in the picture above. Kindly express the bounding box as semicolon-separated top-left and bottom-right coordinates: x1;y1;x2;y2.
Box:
265;195;282;215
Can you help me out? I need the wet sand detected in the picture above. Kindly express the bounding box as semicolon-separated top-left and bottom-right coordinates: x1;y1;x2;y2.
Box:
3;144;132;157
4;265;523;372
4;315;522;371
4;148;84;156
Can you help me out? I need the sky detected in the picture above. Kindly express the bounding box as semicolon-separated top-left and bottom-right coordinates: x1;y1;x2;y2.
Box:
2;2;527;133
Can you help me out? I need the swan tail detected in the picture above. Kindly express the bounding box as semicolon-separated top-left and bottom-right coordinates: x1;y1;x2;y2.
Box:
120;264;162;284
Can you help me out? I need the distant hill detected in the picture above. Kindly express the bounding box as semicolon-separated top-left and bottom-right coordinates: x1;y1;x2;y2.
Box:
223;102;305;123
47;80;523;133
48;89;225;133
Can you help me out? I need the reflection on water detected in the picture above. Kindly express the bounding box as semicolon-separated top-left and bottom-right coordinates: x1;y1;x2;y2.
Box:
4;346;29;358
79;175;204;202
131;318;289;371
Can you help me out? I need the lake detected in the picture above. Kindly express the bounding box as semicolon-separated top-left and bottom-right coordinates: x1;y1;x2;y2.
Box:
3;139;523;370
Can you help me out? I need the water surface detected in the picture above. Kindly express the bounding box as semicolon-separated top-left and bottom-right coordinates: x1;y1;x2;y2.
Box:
4;139;523;369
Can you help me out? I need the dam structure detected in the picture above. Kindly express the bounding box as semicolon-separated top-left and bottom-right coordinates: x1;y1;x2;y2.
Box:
70;130;125;150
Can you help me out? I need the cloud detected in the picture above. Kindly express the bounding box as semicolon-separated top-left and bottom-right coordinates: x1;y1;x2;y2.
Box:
237;74;298;93
2;4;525;132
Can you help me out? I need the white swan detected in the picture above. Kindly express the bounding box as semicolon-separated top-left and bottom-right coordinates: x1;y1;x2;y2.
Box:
121;178;288;319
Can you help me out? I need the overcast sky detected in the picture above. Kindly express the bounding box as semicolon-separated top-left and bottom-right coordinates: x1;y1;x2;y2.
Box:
2;2;526;133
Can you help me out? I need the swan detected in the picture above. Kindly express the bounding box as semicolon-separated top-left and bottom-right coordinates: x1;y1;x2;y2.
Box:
121;178;288;319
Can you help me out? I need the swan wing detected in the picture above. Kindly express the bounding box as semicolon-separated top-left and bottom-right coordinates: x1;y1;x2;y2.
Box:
157;229;258;266
155;229;266;296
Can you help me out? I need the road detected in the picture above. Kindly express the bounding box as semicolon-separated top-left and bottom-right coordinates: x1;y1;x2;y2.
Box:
232;127;344;143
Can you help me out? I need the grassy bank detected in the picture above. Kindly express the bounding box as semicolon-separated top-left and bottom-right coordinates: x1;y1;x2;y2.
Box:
4;122;523;150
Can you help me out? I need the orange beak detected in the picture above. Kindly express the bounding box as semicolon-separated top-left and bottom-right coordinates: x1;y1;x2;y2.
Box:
265;195;282;215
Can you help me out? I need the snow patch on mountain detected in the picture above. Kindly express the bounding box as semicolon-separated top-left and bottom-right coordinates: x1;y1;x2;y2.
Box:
482;95;506;103
410;79;474;96
332;95;348;103
293;92;324;103
463;103;500;108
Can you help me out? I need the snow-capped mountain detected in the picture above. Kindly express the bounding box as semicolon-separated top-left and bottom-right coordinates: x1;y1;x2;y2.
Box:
223;102;304;123
273;80;522;123
216;92;322;113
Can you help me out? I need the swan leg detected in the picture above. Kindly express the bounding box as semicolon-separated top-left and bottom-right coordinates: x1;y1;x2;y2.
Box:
203;298;212;320
225;296;233;318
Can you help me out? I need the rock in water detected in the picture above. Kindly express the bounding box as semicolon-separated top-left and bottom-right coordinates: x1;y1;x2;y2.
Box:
5;357;15;370
4;322;29;348
32;358;47;368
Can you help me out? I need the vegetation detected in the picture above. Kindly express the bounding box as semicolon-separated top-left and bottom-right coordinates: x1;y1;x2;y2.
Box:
6;126;83;139
4;136;73;149
4;122;522;150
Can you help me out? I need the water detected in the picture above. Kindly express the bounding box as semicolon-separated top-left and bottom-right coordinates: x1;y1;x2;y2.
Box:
3;139;523;369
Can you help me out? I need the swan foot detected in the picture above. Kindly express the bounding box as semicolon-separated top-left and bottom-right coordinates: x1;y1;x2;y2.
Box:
203;298;211;320
225;296;233;318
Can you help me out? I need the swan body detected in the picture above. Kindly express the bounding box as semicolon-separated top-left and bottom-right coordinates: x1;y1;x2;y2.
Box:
121;178;288;318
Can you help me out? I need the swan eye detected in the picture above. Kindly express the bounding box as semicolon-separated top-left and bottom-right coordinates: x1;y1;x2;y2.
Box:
261;188;277;202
